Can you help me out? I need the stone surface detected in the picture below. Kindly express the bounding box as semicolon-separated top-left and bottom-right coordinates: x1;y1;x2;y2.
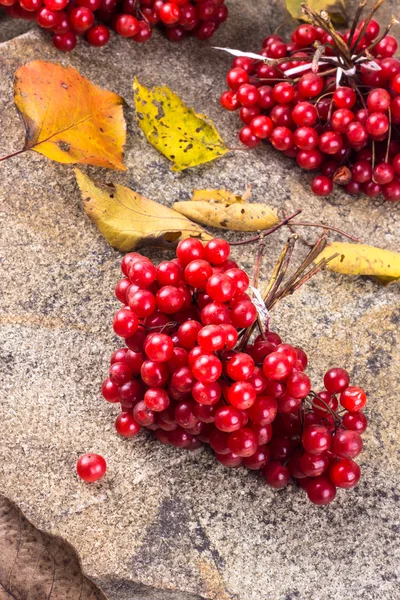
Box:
0;5;399;600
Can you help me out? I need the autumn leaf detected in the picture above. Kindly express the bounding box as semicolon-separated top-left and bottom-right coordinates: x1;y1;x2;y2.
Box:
173;188;279;231
0;493;108;600
286;0;348;24
133;78;228;172
75;169;211;251
318;242;400;284
13;60;126;170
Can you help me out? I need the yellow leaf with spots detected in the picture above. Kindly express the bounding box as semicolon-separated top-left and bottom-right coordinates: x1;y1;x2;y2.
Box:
133;78;228;172
173;188;279;231
75;169;211;252
286;0;348;24
318;242;400;284
14;60;126;170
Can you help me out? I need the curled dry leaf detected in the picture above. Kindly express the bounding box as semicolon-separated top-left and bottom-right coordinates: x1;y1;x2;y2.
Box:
286;0;348;24
173;188;279;231
318;242;400;284
133;78;228;172
0;493;108;600
13;60;126;170
75;169;211;251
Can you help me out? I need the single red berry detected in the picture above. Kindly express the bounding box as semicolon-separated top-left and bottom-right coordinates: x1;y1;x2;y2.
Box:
306;475;336;505
342;411;368;434
192;353;222;383
76;454;106;482
332;429;363;459
329;458;361;489
302;424;332;454
115;412;141;437
340;386;367;411
228;428;258;457
300;451;329;477
69;6;94;32
324;367;350;393
263;352;292;381
332;86;356;108
262;461;290;488
311;175;333;196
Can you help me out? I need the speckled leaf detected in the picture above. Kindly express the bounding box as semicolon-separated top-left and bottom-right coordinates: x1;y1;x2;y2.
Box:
76;169;211;251
0;493;108;600
14;60;126;170
133;78;229;171
318;242;400;284
286;0;348;23
173;189;279;231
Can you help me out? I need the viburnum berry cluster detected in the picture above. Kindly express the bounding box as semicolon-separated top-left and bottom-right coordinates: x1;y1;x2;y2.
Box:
220;1;400;201
99;236;368;505
0;0;228;51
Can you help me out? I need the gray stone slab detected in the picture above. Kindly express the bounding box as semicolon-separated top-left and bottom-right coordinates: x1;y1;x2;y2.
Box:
0;4;399;600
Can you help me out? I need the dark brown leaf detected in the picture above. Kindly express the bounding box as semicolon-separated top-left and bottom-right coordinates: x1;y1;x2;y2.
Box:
0;493;108;600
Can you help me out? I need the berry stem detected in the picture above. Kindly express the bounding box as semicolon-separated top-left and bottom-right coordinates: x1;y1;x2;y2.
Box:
347;0;368;49
0;148;26;162
288;221;361;242
229;210;302;246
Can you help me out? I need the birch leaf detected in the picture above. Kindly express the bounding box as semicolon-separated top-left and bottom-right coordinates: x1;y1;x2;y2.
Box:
133;78;228;172
173;189;279;231
319;242;400;284
75;169;211;251
286;0;348;24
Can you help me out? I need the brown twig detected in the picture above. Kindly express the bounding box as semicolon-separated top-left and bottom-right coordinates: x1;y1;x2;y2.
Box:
289;221;361;242
229;209;302;246
0;148;26;162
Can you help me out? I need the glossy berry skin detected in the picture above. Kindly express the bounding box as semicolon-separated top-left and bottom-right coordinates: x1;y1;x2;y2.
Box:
226;353;255;381
192;354;222;383
206;273;236;302
292;102;318;126
312;175;333;196
192;381;222;405
197;325;226;352
333;86;356;108
144;333;174;362
248;396;277;425
302;425;332;454
69;6;94;32
324;368;350;393
204;238;230;265
227;67;248;90
228;428;258;457
340;386;367;411
176;238;204;265
298;73;324;98
332;429;363;459
228;381;256;410
113;308;138;338
300;451;329;477
342;411;368;434
76;454;106;482
115;412;141;437
262;461;290;489
306;475;336;505
214;406;244;432
53;32;77;51
37;7;59;27
285;372;311;398
115;14;139;36
144;388;170;412
156;286;184;314
263;352;292;381
329;458;361;489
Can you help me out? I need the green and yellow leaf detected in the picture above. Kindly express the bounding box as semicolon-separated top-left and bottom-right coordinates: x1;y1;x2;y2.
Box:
133;78;229;172
173;188;279;231
286;0;348;24
75;169;211;251
14;61;126;170
318;242;400;284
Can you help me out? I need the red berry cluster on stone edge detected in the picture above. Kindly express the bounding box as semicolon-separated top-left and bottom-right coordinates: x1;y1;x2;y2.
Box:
1;0;228;51
98;237;368;505
220;15;400;201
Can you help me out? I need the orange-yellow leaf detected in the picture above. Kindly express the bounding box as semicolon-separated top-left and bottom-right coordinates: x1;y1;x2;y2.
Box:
14;60;126;170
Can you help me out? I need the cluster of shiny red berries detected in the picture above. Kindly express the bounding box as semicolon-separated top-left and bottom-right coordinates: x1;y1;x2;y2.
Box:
220;18;400;201
0;0;227;51
97;237;368;505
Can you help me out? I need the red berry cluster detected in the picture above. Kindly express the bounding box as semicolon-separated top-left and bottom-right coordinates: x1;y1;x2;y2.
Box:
1;0;228;51
220;17;400;202
100;237;368;505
